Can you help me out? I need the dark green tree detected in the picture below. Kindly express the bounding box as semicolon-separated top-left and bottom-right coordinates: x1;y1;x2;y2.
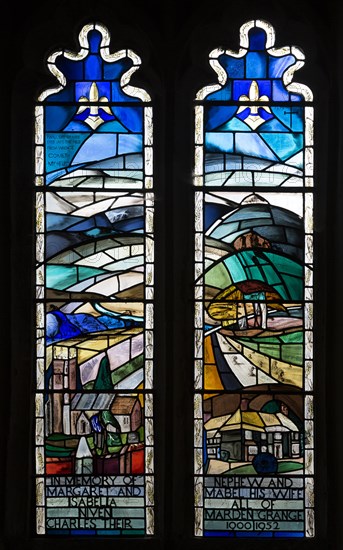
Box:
94;354;113;390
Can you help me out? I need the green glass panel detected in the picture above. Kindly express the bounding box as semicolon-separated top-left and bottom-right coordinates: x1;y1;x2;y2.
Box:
205;261;232;288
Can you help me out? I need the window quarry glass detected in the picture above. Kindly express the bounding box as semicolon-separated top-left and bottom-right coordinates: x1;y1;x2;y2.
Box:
34;23;154;536
194;20;314;538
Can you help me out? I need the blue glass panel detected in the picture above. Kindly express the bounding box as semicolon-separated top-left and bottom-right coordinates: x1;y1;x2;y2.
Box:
45;133;88;173
205;212;239;232
235;133;278;161
256;80;272;97
113;106;143;132
104;58;132;80
258;117;290;132
46;106;76;131
205;153;224;172
269;54;296;78
272;209;302;228
112;217;144;232
272;80;290;101
222;56;244;79
225;154;242;170
75;81;111;101
89;30;102;53
68;218;97;231
203;431;207;462
290;94;302;102
56;56;84;80
242;156;271;170
125;152;143;169
260;132;303;161
205;105;237;131
63;119;90;132
246;52;267;78
118;134;143;155
98;156;124;169
240;219;274;232
111;82;139;102
248;27;267;50
46;87;75;102
46;169;67;184
205;132;234;153
218;116;251;132
63;313;107;334
71;134;118;165
233;80;271;100
230;206;272;221
272;107;304;132
233;80;251;100
46;213;84;231
85;55;102;80
212;223;239;240
205;84;232;101
97;120;128;133
258;108;274;122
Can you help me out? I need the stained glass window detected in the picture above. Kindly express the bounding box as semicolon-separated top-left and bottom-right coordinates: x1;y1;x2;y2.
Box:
193;19;314;538
34;22;154;536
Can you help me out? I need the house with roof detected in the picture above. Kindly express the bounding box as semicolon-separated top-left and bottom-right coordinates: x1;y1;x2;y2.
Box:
45;384;144;474
70;393;116;435
110;395;142;432
69;393;142;435
205;404;300;467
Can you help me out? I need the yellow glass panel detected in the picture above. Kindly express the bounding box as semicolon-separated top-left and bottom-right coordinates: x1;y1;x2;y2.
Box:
204;335;215;364
204;364;224;390
77;348;99;363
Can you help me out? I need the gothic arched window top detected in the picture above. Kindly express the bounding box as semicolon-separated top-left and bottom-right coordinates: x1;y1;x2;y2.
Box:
196;19;313;102
38;22;151;102
193;19;314;539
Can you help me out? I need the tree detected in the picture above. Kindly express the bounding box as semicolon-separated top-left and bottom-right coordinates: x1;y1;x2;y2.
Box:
93;353;113;390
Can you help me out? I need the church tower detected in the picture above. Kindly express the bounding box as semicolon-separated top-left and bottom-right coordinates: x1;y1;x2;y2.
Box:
49;346;77;434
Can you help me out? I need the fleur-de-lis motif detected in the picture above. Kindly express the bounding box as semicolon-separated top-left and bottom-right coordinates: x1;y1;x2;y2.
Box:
237;80;272;129
76;82;114;129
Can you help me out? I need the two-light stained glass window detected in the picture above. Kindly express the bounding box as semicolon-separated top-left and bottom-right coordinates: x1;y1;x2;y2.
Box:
193;19;314;539
34;22;154;536
33;17;316;541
